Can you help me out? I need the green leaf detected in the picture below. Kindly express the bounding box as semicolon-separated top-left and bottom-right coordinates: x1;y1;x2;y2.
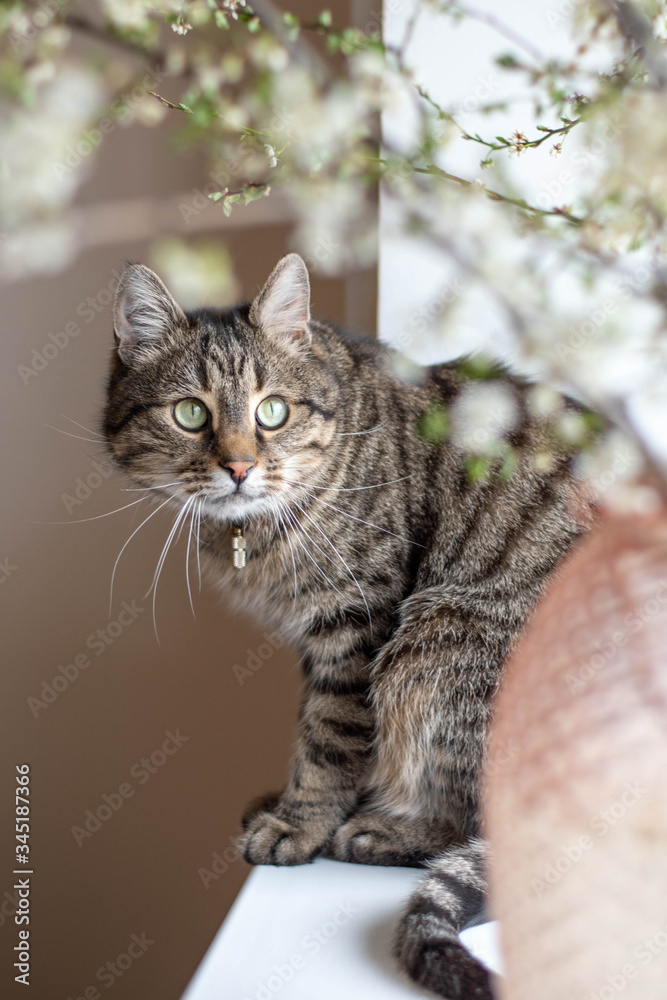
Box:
499;449;518;481
496;54;519;69
214;10;229;29
222;194;241;217
463;455;492;483
458;356;503;380
580;410;605;435
318;9;332;27
241;184;270;204
417;402;450;445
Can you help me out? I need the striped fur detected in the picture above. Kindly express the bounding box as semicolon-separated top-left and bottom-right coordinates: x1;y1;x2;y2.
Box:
103;255;590;998
397;840;493;998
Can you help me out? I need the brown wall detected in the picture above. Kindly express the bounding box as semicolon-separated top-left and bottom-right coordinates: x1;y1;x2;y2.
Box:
1;6;376;997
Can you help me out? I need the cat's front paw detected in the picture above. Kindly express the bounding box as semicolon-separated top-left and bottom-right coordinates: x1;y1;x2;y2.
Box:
238;810;328;866
241;790;281;829
328;811;428;867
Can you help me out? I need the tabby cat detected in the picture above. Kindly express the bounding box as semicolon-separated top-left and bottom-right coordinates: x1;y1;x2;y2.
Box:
103;253;588;999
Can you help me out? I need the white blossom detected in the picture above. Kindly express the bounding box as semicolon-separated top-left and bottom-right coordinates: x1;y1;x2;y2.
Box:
152;239;239;309
0;65;105;228
450;382;519;454
0;220;78;280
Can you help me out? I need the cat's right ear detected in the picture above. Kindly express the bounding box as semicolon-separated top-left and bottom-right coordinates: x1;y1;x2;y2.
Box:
113;264;186;363
249;253;311;348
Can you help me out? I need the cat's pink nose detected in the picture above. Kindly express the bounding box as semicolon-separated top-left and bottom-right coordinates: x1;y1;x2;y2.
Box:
224;460;255;483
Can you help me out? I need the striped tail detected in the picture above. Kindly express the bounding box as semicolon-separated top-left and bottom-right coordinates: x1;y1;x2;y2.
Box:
394;837;495;999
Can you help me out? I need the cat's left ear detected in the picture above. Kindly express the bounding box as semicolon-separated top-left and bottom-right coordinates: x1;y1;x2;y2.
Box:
249;253;311;348
113;263;186;363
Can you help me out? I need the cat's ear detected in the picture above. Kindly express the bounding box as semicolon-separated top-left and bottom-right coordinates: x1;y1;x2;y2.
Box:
249;253;311;347
113;264;186;363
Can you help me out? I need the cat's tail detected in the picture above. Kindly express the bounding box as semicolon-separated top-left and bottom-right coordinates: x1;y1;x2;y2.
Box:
393;836;495;999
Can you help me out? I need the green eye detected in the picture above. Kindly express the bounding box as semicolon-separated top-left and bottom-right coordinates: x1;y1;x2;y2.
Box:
256;396;289;430
173;398;208;431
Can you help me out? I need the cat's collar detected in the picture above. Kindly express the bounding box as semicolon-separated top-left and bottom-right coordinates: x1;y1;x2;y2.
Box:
232;525;246;569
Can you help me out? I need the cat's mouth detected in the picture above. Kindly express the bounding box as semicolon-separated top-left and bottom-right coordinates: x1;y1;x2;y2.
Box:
160;465;285;524
213;487;262;504
203;487;274;523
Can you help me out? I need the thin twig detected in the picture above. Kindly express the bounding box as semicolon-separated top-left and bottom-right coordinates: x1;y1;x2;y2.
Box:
64;14;167;70
438;1;544;64
417;83;582;155
247;0;331;83
148;91;191;112
399;5;422;56
405;163;583;225
600;0;667;88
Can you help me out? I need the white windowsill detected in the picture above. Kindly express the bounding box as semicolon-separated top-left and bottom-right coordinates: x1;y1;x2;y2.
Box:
181;858;501;1000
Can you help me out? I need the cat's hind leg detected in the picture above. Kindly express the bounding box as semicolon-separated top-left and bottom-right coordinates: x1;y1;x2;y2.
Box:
394;837;495;999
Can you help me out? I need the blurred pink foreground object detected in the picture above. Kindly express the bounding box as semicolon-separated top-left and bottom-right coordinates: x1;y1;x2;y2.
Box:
486;512;667;1000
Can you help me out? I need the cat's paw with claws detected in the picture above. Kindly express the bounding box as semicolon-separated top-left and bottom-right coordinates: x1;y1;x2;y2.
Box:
328;811;430;867
238;809;328;866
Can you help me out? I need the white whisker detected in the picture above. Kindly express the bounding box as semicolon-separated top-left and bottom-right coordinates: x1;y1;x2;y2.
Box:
337;422;387;437
145;497;195;598
304;494;426;548
271;498;298;598
265;503;287;588
264;502;281;552
109;495;175;616
175;499;193;543
282;505;345;598
62;415;105;438
195;500;203;591
147;495;196;643
282;474;414;493
292;499;373;634
45;424;104;444
121;482;183;492
33;495;148;525
285;502;340;575
185;497;199;619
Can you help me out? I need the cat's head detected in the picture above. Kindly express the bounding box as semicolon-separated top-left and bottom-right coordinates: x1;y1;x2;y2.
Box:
104;254;340;524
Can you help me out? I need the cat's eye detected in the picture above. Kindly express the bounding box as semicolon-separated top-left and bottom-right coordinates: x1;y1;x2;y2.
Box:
173;398;209;431
256;396;289;430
